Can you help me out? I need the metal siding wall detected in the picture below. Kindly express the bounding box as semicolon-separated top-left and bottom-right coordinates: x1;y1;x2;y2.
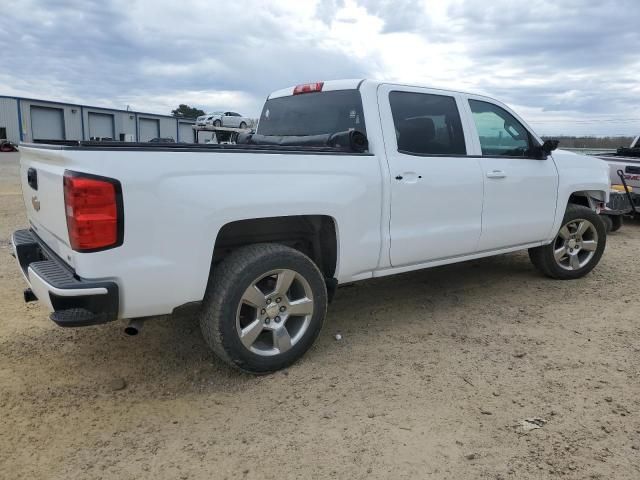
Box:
19;100;82;141
118;112;137;141
0;98;20;143
4;97;194;143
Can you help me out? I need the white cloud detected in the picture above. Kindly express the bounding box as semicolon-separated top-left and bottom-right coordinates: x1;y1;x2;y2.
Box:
1;0;639;135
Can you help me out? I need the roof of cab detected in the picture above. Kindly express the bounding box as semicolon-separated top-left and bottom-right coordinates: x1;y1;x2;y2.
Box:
266;79;478;100
267;79;366;99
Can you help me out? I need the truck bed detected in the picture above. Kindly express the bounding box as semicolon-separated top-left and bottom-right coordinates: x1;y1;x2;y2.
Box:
17;141;384;319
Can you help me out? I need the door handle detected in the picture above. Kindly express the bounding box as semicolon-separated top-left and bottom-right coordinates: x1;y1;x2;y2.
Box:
27;168;38;190
395;173;422;181
486;170;506;179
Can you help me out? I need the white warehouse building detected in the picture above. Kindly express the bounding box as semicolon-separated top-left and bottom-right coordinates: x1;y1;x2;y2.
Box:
0;96;196;144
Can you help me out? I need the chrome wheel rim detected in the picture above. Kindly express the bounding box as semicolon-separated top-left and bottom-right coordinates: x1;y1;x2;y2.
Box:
235;269;314;356
553;219;598;271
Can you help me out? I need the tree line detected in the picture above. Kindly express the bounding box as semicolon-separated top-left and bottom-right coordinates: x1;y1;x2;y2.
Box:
541;136;634;149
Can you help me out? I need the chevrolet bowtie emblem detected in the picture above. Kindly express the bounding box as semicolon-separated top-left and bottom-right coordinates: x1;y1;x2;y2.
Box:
31;195;40;211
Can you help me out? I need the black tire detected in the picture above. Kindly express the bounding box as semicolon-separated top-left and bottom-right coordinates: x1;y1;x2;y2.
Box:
609;215;623;232
213;119;221;127
528;204;606;280
600;215;613;233
239;122;247;129
199;243;327;374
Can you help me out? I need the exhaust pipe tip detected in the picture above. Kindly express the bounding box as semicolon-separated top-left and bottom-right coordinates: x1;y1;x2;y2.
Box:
124;319;144;336
124;326;139;336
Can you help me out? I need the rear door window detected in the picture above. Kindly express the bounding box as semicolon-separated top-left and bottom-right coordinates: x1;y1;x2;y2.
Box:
389;91;466;155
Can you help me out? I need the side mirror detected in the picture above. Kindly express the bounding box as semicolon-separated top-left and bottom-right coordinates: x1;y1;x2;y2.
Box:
542;139;559;155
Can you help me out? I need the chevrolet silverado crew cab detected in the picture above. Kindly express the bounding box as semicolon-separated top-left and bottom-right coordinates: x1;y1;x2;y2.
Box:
12;79;610;373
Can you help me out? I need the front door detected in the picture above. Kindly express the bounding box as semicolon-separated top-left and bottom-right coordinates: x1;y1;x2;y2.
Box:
378;85;484;267
464;98;558;251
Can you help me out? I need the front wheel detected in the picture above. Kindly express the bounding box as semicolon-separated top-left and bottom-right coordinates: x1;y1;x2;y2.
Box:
199;243;327;374
239;121;247;129
213;119;221;127
529;204;606;280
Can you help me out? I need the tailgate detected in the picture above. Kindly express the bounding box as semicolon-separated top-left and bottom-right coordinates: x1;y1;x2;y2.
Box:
603;157;640;189
19;145;74;265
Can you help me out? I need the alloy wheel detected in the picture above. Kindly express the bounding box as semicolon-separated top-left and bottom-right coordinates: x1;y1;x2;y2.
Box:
553;219;599;271
235;269;314;356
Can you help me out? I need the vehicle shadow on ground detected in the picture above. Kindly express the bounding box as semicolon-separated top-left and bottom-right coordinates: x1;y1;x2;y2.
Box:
3;251;543;395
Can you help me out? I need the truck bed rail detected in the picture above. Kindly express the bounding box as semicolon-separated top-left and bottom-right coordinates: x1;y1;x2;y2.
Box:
21;141;371;155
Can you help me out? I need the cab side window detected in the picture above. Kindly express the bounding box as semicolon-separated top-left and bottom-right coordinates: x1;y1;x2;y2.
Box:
469;100;533;157
389;91;466;156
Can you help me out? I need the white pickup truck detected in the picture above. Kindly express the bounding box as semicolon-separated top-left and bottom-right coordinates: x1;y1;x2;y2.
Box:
12;79;610;373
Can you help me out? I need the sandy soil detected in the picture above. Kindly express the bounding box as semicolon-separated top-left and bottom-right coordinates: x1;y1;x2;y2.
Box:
1;151;639;479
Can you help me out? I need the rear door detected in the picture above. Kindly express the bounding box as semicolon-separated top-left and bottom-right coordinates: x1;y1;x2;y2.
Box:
463;96;558;250
378;84;484;267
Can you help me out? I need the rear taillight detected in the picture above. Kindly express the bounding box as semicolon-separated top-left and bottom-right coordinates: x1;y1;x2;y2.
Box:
63;171;123;252
293;82;324;95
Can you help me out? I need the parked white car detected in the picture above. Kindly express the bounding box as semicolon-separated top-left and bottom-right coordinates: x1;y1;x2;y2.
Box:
13;79;609;374
196;111;251;129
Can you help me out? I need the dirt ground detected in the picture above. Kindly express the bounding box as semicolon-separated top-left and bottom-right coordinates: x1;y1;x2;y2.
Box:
1;151;639;480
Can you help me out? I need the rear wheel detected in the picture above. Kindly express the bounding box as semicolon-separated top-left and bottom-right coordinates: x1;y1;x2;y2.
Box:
199;243;327;374
529;205;606;279
239;121;247;129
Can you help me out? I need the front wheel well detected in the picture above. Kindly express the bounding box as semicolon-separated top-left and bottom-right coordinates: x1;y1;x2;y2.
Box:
567;190;606;210
212;215;338;280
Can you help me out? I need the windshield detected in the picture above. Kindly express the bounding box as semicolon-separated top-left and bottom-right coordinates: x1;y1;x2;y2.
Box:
257;89;366;136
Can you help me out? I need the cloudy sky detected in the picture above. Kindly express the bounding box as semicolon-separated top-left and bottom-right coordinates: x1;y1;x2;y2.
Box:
2;0;639;135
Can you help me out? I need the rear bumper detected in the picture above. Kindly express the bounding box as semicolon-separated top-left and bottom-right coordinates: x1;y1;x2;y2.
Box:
11;229;119;327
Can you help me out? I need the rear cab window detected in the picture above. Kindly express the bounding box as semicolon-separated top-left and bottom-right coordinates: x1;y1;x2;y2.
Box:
257;90;366;137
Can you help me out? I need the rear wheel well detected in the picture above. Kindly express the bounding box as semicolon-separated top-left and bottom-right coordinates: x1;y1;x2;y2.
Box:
212;215;338;280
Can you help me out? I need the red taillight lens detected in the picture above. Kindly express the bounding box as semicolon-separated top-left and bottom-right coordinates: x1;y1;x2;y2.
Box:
293;82;324;95
63;171;123;251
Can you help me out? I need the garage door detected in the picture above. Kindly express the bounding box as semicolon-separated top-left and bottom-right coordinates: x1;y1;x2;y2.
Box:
139;118;160;142
88;112;114;139
31;106;65;141
178;122;194;143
